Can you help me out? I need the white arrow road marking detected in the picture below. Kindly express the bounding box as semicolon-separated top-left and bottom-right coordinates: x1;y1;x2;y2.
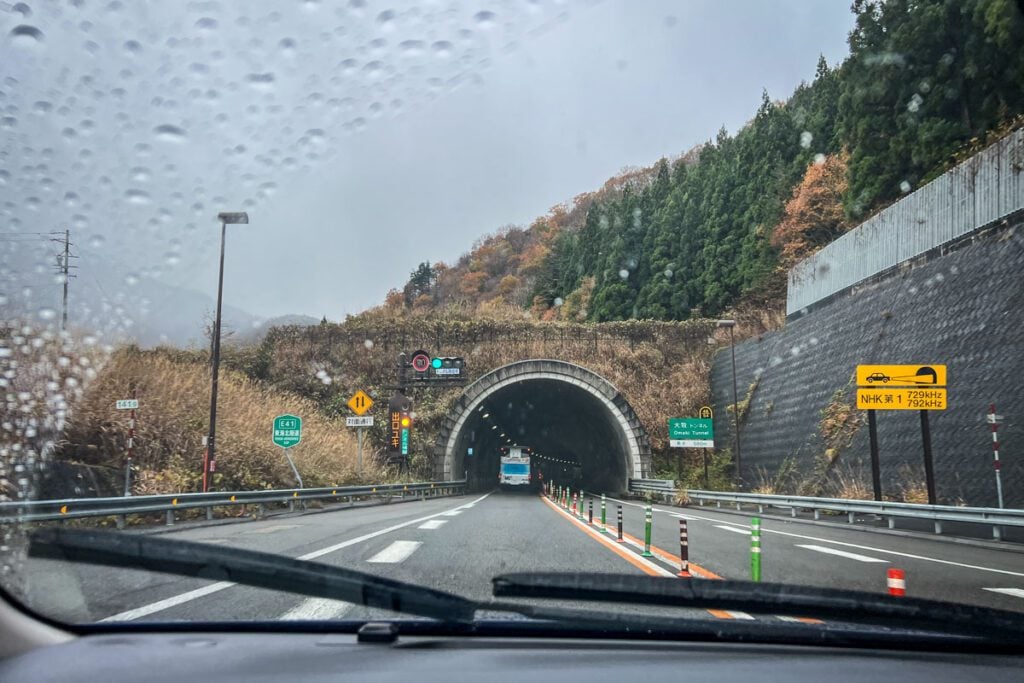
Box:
367;540;422;564
796;544;888;563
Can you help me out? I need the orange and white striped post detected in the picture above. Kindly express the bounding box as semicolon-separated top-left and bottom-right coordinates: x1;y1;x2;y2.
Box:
887;568;906;597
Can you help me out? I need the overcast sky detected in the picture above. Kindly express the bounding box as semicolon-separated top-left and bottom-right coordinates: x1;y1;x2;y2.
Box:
1;1;856;327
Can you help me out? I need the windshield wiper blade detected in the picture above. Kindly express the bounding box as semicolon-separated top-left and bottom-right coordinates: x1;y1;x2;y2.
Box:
493;572;1024;642
30;528;481;623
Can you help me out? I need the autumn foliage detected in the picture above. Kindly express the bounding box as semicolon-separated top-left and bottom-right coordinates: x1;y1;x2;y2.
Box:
771;152;850;267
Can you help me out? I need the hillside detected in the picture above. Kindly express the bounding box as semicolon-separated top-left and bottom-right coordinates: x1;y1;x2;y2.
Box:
383;0;1024;327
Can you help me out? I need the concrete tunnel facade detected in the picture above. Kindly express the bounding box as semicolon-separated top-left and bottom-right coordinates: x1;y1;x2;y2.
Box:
434;360;651;493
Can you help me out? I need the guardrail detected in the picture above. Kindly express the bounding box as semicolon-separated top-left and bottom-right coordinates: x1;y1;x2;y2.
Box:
0;480;468;528
628;479;1024;541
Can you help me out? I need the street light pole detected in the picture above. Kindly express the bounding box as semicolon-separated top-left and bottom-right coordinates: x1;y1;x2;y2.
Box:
204;211;248;492
717;320;741;486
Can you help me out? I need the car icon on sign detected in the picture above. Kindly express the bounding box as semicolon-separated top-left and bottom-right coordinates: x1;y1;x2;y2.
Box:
866;372;890;383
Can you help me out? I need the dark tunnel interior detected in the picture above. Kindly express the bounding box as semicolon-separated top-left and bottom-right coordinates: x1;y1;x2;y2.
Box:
450;379;631;493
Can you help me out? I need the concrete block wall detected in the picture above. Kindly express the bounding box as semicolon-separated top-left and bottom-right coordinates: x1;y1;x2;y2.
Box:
712;222;1024;507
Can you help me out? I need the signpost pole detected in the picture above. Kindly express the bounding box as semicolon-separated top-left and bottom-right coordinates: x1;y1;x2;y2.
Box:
703;448;709;489
124;387;136;497
281;447;304;489
919;410;937;505
357;428;364;475
868;410;882;501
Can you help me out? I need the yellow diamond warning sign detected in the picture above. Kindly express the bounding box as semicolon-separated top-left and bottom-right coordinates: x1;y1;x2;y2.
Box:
347;390;374;416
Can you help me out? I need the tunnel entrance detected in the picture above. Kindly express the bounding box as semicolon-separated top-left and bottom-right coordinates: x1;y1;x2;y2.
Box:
435;360;651;493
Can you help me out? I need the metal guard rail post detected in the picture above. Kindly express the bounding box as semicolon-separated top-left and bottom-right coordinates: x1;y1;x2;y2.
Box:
629;480;1024;541
0;480;468;526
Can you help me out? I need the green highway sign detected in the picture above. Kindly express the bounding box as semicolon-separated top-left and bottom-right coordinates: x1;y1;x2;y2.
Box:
668;417;714;448
272;414;302;449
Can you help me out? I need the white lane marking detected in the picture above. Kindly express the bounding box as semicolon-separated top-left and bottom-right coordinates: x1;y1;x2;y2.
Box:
983;588;1024;599
725;611;755;620
99;582;234;623
603;495;1024;579
796;544;888;563
775;615;801;622
279;598;352;621
418;520;447;530
298;492;489;561
715;525;750;535
101;492;492;621
367;540;422;564
441;510;463;517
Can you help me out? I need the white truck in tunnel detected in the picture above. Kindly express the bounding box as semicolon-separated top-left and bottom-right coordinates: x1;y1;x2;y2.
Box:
499;447;531;490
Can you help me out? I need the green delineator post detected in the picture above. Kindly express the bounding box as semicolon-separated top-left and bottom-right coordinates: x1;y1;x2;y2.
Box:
642;505;654;557
600;494;607;533
751;516;762;582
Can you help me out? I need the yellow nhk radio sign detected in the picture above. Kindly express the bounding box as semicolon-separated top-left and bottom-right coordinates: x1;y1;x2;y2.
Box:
856;364;947;411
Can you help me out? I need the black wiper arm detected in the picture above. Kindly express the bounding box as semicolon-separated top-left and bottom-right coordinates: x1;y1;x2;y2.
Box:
30;528;481;622
493;572;1024;642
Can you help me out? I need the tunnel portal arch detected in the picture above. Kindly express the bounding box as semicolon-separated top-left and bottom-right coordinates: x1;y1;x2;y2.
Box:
435;360;651;492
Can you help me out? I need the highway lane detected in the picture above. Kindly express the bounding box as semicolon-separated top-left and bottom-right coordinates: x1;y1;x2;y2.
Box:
15;489;1024;627
590;493;1024;612
19;491;668;624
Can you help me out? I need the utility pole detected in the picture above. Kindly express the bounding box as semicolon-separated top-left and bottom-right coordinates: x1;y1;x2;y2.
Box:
51;229;76;331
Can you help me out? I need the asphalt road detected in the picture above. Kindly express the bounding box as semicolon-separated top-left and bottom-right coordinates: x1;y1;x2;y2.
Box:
14;489;1024;626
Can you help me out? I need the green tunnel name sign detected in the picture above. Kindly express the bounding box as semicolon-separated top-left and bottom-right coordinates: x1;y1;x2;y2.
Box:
668;417;714;448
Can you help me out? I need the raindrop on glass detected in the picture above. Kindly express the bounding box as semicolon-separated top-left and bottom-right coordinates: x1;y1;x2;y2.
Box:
899;180;911;193
153;123;187;141
618;269;629;280
799;131;813;148
9;25;44;46
474;11;496;28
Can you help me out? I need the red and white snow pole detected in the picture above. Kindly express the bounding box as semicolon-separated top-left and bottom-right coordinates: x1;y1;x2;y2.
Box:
989;404;1004;509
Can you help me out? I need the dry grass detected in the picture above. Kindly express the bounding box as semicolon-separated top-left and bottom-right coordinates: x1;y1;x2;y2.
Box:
833;468;872;500
61;347;379;494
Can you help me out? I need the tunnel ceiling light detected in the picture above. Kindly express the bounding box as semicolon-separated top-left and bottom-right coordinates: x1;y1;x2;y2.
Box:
482;413;490;418
491;425;497;430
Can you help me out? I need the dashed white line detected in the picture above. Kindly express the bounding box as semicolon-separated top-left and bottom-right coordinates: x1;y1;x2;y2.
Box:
100;492;491;622
367;540;422;564
418;520;448;530
441;510;463;517
796;544;888;563
983;588;1024;599
715;525;750;535
279;598;352;621
725;611;755;620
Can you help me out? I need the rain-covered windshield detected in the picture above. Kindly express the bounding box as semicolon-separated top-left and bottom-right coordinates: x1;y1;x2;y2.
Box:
2;0;1024;631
